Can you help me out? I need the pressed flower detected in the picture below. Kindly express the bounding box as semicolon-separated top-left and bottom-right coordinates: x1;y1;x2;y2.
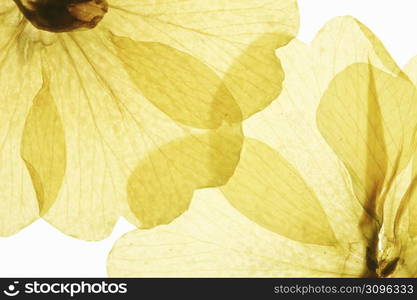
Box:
0;0;299;240
107;17;417;277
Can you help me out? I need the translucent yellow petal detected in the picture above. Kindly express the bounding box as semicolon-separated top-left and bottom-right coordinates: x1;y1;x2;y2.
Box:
244;41;369;246
108;189;365;277
0;10;41;235
317;63;417;221
21;72;66;216
0;2;16;18
404;55;417;84
407;176;417;237
311;16;402;81
110;34;241;129
353;19;404;77
221;138;336;246
401;56;417;238
378;164;412;241
303;19;417;274
398;239;417;277
225;17;413;274
128;124;242;228
108;16;417;277
220;34;287;119
39;29;242;240
104;0;299;119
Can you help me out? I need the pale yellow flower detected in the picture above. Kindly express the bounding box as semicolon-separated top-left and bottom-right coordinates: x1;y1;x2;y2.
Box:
107;17;417;277
0;0;299;240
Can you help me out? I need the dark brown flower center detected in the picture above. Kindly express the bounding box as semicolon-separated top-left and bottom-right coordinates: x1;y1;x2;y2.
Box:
14;0;108;33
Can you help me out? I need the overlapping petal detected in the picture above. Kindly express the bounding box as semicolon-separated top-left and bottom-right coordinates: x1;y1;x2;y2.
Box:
402;57;417;239
107;17;417;277
103;0;300;119
108;189;364;277
109;33;241;129
1;1;278;239
222;138;336;246
34;28;243;240
21;69;66;217
127;124;242;229
317;63;417;223
0;5;42;236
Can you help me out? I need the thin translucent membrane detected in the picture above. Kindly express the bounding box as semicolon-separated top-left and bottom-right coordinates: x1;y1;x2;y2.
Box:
21;70;66;216
108;189;364;277
108;16;417;277
391;56;417;277
104;0;300;119
127;124;242;229
222;138;336;246
0;5;41;236
317;63;417;223
38;28;243;240
109;34;242;129
1;0;299;239
402;56;417;238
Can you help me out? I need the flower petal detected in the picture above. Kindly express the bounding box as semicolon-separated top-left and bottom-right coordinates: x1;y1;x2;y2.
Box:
104;0;299;119
39;29;242;240
317;63;417;221
400;56;417;238
109;17;409;276
128;123;242;228
221;138;336;246
108;189;365;277
110;34;242;129
311;17;402;78
351;19;405;77
399;239;417;277
0;9;42;235
243;32;378;246
293;16;417;222
21;70;66;216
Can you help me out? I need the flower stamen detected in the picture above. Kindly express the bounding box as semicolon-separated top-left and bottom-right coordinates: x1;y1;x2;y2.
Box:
14;0;108;33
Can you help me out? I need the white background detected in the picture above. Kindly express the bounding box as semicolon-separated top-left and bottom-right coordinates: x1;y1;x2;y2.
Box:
1;0;417;277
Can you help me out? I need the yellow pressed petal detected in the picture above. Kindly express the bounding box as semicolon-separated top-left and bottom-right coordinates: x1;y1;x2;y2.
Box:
402;56;417;238
38;28;242;240
221;34;286;119
396;188;417;238
110;34;242;129
109;17;410;276
317;63;417;221
377;163;412;242
398;240;417;277
311;16;402;80
104;0;299;118
21;73;66;216
243;39;367;246
268;17;415;275
293;16;417;256
108;189;364;277
404;55;417;84
221;138;336;246
128;123;242;228
408;181;417;236
0;2;16;18
353;19;405;78
0;13;41;236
